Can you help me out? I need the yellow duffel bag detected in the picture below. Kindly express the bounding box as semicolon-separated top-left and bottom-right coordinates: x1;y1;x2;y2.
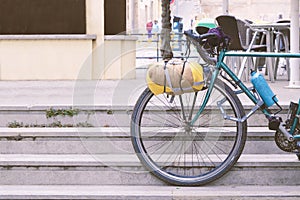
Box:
146;59;205;95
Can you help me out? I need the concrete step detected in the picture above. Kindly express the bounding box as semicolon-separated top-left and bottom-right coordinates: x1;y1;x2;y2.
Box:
0;105;132;128
0;153;299;185
0;127;286;154
0;80;296;128
0;104;292;127
0;185;299;199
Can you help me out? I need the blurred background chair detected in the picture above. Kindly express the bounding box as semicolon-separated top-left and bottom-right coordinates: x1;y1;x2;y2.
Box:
216;15;267;81
274;19;290;80
237;18;267;77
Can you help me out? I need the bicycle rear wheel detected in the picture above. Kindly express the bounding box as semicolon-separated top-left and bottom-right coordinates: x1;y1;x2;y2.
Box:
131;79;247;186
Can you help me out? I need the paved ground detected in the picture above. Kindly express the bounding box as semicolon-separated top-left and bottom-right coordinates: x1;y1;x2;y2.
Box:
0;185;300;199
0;69;298;107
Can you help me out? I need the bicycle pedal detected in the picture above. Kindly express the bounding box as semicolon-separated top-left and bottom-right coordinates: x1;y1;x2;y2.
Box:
268;116;282;130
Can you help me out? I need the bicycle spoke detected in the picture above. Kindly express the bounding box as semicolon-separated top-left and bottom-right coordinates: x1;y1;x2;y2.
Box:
131;81;246;185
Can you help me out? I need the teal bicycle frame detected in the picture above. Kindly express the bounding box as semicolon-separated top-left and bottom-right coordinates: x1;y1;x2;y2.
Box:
191;50;300;140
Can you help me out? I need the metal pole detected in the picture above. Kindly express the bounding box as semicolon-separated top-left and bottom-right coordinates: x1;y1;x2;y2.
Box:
288;0;300;88
130;0;137;32
176;0;179;16
223;0;229;15
157;34;159;62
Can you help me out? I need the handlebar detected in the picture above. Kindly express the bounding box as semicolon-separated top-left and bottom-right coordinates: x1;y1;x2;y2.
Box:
184;30;219;45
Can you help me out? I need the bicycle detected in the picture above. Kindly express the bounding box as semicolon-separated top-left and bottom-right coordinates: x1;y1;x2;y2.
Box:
130;29;300;186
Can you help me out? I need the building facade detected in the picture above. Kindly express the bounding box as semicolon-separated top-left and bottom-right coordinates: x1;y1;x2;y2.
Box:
0;0;135;80
0;0;295;80
131;0;292;33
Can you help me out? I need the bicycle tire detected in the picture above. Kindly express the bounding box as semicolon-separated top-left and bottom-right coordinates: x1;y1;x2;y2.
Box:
131;79;247;186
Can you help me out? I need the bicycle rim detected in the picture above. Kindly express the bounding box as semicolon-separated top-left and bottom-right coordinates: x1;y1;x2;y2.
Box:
131;80;247;186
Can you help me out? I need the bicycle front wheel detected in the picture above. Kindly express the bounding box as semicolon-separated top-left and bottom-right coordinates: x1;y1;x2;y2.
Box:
131;79;247;186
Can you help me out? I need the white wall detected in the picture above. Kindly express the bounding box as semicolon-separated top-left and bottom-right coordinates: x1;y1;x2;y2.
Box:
134;0;294;33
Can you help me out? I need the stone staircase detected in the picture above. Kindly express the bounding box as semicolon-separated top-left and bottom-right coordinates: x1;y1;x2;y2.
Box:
0;105;299;199
0;78;299;199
